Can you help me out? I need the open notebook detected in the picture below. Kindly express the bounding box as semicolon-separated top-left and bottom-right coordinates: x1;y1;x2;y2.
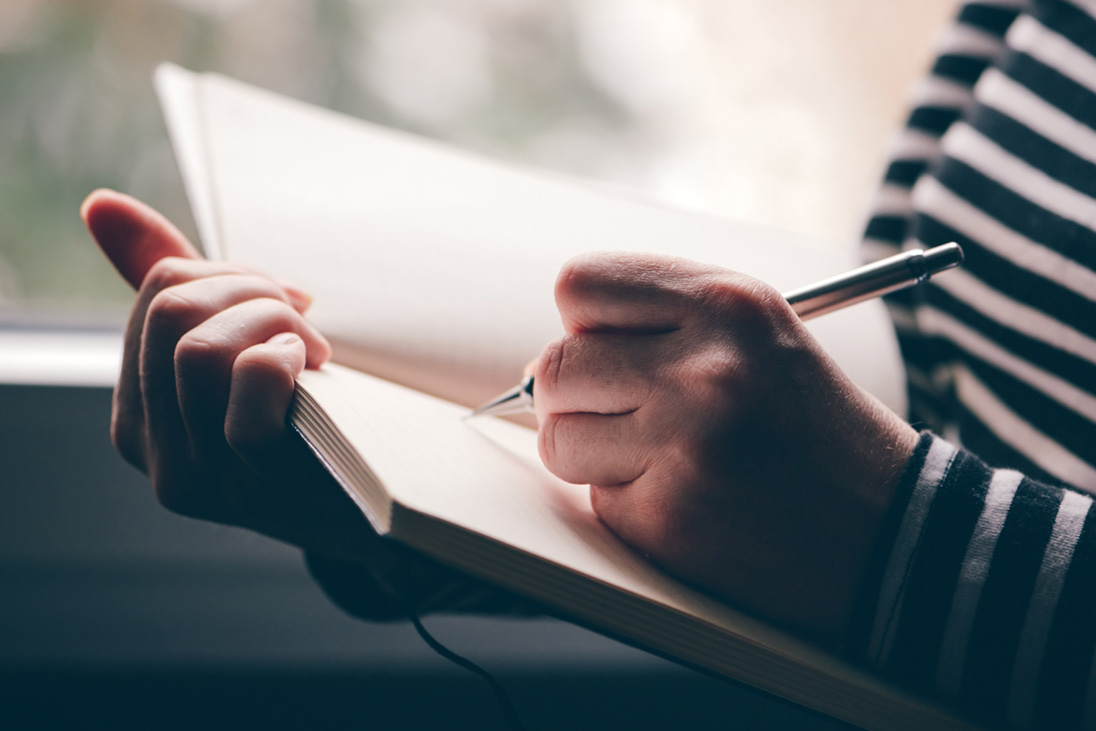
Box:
154;64;975;731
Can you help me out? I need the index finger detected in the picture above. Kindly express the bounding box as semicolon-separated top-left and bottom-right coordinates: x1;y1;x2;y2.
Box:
554;252;713;334
81;189;203;289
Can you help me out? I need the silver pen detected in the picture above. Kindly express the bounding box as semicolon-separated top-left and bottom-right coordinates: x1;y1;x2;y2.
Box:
468;242;964;418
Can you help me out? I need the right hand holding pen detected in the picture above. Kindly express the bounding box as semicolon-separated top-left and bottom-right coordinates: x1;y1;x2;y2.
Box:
533;252;919;644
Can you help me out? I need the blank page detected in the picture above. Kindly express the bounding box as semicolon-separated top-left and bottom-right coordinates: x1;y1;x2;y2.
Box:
155;65;906;414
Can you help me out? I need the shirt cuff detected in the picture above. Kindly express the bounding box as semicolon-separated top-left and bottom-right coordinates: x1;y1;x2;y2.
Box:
845;432;1096;728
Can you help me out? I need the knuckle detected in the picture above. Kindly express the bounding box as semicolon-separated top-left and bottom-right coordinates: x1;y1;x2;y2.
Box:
538;414;596;486
237;296;298;329
231;274;288;302
674;346;743;405
699;273;788;324
145;287;199;338
555;252;644;301
224;422;286;465
697;274;806;356
262;295;298;318
174;330;226;377
554;254;597;302
223;420;258;456
109;418;146;473
109;388;148;472
142;257;194;293
152;479;190;516
539;415;586;486
238;348;299;395
233;345;283;376
537;338;567;397
588;484;612;520
148;464;192;515
537;414;560;472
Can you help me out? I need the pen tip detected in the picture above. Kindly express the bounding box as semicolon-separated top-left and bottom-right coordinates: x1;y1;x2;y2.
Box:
464;404;492;420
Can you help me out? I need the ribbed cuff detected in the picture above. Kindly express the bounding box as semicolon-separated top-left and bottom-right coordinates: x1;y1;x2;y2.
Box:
844;430;939;660
843;431;1096;727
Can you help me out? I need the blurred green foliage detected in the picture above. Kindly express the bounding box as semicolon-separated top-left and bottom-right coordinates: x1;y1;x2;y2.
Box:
0;0;632;319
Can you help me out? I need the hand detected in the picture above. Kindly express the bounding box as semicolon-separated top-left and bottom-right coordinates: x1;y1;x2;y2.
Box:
533;252;919;644
82;189;384;563
85;190;537;620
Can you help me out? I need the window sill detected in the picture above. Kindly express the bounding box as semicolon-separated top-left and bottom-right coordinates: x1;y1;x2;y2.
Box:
0;329;122;388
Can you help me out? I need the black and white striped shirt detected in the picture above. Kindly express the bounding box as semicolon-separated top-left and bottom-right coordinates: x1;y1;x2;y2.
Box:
850;1;1096;727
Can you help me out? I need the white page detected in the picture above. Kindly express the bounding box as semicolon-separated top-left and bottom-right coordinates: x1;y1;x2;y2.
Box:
154;65;223;259
155;65;906;414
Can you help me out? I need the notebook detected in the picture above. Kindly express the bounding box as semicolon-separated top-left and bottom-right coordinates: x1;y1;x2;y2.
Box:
155;64;975;731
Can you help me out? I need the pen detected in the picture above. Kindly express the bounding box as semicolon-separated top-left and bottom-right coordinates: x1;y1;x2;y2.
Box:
468;242;964;418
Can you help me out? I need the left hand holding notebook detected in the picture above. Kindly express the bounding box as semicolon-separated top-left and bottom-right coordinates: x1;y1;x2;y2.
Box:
82;190;391;567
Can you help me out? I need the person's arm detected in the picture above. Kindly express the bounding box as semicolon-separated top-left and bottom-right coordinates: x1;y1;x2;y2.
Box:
530;251;1096;727
846;433;1096;729
86;189;1093;726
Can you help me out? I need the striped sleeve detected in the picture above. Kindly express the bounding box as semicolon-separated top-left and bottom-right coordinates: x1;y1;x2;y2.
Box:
860;0;1025;434
859;0;1096;490
908;0;1096;489
846;432;1096;728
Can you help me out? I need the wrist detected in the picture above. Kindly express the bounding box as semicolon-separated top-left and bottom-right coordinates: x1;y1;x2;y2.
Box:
829;424;927;648
780;391;920;645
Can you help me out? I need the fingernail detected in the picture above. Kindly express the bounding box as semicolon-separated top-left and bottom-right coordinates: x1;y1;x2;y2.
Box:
268;332;302;346
277;280;314;312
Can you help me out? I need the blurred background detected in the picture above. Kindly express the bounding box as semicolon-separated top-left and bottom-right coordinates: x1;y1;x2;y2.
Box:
1;0;957;317
0;1;959;729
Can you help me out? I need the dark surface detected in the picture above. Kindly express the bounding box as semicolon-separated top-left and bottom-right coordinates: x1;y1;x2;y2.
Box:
0;668;829;730
0;383;842;730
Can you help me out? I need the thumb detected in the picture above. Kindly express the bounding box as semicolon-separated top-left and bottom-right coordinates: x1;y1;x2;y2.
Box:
81;189;204;291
